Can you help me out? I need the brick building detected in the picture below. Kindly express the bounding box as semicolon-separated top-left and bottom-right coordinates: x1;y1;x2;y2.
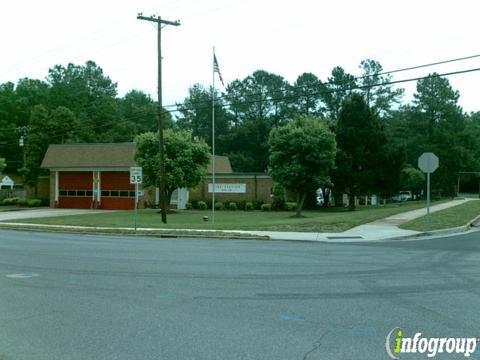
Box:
41;143;275;210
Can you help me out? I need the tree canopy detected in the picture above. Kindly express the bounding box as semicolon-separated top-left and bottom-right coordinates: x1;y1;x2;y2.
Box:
134;130;210;207
268;116;336;216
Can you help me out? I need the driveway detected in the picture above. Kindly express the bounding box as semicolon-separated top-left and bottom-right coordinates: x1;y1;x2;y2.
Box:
0;208;112;222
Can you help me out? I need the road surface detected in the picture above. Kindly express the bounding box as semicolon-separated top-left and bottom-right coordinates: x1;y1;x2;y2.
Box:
0;230;479;359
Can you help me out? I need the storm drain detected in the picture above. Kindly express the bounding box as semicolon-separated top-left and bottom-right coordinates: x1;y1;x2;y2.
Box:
326;236;364;240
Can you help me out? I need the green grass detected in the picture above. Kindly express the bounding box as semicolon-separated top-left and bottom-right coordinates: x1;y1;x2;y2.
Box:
400;200;480;232
11;200;446;233
0;206;27;212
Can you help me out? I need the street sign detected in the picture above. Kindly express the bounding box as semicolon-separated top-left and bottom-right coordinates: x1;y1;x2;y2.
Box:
130;167;142;184
418;152;439;174
417;152;439;221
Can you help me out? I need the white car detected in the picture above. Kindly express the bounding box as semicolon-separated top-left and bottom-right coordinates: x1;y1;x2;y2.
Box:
392;191;412;202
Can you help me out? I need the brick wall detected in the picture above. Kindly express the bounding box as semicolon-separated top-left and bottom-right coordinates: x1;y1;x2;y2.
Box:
190;174;275;203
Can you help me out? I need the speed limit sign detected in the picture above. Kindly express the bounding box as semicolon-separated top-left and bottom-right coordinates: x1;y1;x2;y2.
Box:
130;167;143;184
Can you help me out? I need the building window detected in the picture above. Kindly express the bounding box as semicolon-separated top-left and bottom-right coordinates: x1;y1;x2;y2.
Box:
60;189;135;197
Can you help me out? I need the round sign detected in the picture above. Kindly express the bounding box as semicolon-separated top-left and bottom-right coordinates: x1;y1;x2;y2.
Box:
418;152;439;173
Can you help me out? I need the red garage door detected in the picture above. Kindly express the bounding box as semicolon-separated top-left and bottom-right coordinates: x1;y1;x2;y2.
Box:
58;172;93;209
100;172;135;210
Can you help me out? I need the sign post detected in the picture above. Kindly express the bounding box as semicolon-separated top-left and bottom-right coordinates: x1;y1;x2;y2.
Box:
418;152;439;222
130;167;143;231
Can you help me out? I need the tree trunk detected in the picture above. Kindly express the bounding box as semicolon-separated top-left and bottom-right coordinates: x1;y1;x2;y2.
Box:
295;191;307;217
348;191;356;211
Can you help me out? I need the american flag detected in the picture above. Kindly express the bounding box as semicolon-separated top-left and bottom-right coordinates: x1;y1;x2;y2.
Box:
213;53;224;87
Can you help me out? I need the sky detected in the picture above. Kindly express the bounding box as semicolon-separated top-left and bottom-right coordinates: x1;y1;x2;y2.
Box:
1;0;480;114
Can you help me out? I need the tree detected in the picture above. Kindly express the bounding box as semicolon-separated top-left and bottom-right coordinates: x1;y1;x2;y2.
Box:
357;59;403;116
401;165;425;197
176;84;230;155
405;74;477;196
24;105;78;189
334;94;394;210
134;130;210;208
47;61;121;142
0;158;5;174
268;116;336;217
290;73;327;117
324;66;357;120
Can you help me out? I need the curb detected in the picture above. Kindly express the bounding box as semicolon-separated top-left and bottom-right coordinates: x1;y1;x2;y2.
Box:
0;223;270;241
387;214;480;241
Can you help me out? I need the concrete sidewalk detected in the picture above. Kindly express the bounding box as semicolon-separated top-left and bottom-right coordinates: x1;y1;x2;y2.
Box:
212;198;476;242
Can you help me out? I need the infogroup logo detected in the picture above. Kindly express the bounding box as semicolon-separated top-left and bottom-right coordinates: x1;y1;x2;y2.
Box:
385;327;478;359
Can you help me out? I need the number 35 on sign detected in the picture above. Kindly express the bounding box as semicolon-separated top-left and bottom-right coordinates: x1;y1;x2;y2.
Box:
130;167;143;184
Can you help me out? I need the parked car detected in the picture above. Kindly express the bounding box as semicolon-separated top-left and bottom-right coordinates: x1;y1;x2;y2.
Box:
392;191;412;202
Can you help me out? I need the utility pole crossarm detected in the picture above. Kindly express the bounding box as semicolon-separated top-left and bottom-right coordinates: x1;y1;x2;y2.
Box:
137;14;180;26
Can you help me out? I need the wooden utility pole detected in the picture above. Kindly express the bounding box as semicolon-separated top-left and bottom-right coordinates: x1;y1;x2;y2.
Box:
137;14;180;223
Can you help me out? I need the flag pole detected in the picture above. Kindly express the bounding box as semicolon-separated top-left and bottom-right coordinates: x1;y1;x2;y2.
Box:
212;46;216;224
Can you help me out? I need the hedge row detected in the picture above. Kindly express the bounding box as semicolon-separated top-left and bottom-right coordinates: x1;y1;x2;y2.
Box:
186;200;298;211
1;197;44;207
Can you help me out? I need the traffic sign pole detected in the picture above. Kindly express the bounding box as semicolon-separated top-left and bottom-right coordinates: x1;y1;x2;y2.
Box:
418;152;438;225
427;172;430;222
135;182;138;231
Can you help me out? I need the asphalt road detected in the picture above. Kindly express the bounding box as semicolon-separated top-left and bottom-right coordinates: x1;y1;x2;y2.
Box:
0;230;479;360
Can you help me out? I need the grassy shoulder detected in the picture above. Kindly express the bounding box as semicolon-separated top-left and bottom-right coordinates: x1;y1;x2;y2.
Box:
10;200;446;232
400;200;480;232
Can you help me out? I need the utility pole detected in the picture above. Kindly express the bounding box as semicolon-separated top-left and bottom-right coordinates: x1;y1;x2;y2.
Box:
137;13;180;224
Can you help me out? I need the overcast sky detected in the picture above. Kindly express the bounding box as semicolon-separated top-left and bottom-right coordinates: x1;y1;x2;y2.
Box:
1;0;480;114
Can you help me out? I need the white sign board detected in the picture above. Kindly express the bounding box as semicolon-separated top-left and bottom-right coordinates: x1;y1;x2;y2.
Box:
208;183;246;193
418;152;439;173
0;176;14;189
130;167;143;184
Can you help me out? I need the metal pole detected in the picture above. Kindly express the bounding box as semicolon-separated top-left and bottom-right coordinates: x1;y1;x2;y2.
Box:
212;47;216;224
135;182;138;231
427;172;431;224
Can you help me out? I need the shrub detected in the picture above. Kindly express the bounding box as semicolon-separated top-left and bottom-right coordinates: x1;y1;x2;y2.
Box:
285;202;297;211
2;197;20;205
17;198;29;206
27;199;42;207
261;203;271;211
271;186;286;211
214;201;224;210
191;199;199;209
228;202;237;210
245;202;254;211
198;201;208;210
186;202;193;210
253;200;264;210
236;200;246;211
205;199;213;210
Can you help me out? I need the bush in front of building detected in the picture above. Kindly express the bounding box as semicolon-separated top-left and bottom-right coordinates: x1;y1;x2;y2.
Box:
271;186;286;211
198;201;208;210
261;203;271;211
227;202;237;211
27;199;42;207
214;202;224;210
285;202;298;211
253;200;265;210
186;202;193;210
1;197;20;206
245;202;254;211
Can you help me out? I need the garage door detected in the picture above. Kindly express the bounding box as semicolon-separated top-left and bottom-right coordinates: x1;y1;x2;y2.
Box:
100;172;135;210
58;172;93;209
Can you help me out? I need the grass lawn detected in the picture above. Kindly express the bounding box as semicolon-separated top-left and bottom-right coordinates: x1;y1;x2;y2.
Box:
13;200;446;232
400;200;480;232
0;206;30;212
